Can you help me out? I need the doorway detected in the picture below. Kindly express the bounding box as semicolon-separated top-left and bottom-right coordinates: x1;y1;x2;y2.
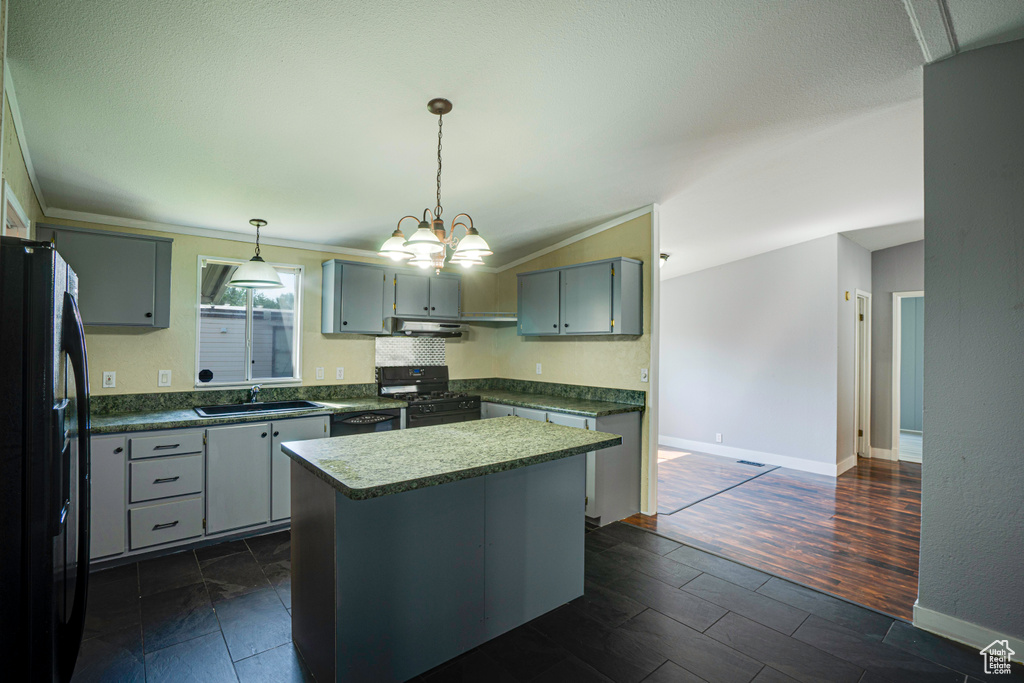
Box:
893;291;924;463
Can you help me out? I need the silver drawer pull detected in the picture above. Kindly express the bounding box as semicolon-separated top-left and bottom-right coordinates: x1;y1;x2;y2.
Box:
153;444;180;450
153;520;179;530
153;476;180;484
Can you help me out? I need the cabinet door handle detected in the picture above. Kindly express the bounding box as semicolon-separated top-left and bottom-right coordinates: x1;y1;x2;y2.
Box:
273;431;279;437
552;324;557;329
261;432;268;438
423;306;428;311
342;321;348;325
153;476;179;484
564;323;569;327
113;446;124;453
153;520;179;530
431;306;435;310
145;312;153;318
153;444;180;450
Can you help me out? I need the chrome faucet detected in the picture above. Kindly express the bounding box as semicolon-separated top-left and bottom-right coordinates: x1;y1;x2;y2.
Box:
249;384;262;404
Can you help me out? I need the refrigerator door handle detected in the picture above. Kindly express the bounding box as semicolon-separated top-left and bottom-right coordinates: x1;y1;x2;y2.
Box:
58;291;91;683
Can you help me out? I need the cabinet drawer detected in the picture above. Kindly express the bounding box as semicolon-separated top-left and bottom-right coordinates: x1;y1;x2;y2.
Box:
130;432;204;459
129;497;203;550
130;454;203;503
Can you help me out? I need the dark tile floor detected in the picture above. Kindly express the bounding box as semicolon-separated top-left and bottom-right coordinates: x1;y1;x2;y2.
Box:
75;524;1021;683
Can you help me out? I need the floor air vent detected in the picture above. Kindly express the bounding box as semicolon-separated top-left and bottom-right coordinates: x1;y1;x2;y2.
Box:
737;460;766;467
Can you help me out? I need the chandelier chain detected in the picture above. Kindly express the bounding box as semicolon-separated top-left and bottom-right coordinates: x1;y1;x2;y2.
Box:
254;224;261;258
435;114;443;218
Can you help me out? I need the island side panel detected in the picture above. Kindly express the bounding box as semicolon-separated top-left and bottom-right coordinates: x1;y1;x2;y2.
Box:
483;453;586;639
334;477;487;683
291;461;339;683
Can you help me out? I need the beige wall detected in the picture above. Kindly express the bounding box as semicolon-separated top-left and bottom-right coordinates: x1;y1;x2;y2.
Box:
494;213;653;508
2;97;45;228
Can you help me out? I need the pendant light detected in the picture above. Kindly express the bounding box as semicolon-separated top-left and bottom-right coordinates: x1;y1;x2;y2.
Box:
378;98;492;272
228;219;284;288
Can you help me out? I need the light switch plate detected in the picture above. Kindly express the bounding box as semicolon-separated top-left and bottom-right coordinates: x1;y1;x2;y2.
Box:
315;367;325;380
640;368;649;382
336;367;344;380
716;433;723;443
536;363;542;375
158;370;172;387
102;371;116;388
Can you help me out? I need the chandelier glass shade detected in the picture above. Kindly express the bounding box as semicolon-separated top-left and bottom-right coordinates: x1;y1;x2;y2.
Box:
378;98;491;273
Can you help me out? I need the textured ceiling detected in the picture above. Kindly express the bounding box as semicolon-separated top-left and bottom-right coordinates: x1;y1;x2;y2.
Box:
946;0;1024;51
10;0;924;267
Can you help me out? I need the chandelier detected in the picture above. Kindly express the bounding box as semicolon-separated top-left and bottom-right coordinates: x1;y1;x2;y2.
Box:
377;98;492;272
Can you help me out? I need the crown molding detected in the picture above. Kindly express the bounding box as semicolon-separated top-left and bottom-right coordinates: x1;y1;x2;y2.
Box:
3;63;49;212
493;205;655;273
901;0;958;63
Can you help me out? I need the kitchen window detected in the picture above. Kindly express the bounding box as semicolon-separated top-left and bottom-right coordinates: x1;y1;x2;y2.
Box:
195;256;303;387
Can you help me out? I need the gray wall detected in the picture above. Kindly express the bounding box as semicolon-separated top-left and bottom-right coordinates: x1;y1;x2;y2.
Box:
899;297;923;432
836;235;872;462
869;240;924;450
659;234;839;467
919;39;1024;642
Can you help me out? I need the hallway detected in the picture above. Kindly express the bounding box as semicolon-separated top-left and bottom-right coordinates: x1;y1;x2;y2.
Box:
627;456;921;619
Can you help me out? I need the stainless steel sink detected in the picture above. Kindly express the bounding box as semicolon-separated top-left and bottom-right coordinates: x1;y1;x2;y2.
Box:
194;400;323;417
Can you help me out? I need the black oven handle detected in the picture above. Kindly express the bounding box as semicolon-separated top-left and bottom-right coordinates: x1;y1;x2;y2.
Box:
58;291;91;683
338;413;399;424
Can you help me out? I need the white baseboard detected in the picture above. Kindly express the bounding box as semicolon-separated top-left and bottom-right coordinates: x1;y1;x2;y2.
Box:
837;454;858;476
914;601;1024;661
871;447;896;461
658;436;843;477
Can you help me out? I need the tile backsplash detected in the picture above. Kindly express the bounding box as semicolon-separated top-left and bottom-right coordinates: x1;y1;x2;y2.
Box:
374;337;446;367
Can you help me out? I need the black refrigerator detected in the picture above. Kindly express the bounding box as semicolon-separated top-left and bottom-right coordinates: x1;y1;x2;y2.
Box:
0;236;91;682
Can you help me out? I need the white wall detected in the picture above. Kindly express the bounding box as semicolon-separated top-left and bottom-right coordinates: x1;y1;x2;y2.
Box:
659;235;841;474
869;240;924;451
917;38;1024;650
836;235;872;471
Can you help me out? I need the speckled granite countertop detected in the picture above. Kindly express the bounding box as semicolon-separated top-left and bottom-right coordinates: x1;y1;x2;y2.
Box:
282;416;622;500
475;390;642;417
90;397;407;434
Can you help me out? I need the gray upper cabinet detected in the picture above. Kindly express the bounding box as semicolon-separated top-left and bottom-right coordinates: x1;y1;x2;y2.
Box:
428;276;460;318
517;257;642;336
395;273;431;316
322;260;386;334
36;224;172;327
562;262;612;334
518;270;561;335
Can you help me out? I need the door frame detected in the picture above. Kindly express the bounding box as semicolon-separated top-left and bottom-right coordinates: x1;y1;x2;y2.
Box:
892;290;924;462
854;290;872;459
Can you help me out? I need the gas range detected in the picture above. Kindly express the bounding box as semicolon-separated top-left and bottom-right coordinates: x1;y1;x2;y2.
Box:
376;366;481;428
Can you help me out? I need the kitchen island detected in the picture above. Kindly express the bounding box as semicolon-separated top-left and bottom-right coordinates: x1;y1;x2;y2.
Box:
282;416;622;683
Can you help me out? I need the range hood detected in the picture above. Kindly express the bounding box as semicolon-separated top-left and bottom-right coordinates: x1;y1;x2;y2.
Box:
389;319;467;337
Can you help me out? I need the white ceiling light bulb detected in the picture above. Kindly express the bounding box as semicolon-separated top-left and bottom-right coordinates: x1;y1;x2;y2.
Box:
229;219;284;288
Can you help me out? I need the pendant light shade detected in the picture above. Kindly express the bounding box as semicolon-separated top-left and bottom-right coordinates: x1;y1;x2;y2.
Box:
229;219;284;289
453;227;493;258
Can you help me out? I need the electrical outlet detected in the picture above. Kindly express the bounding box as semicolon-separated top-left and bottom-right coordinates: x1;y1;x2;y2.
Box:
102;371;116;388
640;368;649;383
315;367;325;380
536;363;542;375
715;433;723;443
158;370;172;387
336;367;344;380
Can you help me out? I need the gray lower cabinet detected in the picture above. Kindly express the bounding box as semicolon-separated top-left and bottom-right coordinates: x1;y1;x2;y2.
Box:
35;223;172;327
206;423;272;534
271;416;329;521
545;413;598;517
481;402;514;419
517;257;643;336
89;435;127;559
129;497;204;549
512;406;548;422
321;260;386;334
518;270;561;335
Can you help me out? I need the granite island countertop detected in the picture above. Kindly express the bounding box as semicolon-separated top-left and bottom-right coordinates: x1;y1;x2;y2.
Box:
282;416;622;500
474;389;642;417
90;396;407;434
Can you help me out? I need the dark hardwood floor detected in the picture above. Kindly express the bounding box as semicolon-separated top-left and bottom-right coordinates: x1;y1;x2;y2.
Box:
656;449;778;514
627;456;922;620
75;520;1010;682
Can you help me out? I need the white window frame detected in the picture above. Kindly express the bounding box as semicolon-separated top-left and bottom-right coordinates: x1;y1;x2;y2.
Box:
194;255;304;388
